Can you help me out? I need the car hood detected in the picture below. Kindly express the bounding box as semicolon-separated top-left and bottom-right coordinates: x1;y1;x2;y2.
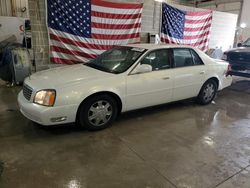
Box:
25;64;113;89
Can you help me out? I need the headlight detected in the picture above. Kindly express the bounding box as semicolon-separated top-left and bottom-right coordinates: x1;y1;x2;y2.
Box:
34;90;56;106
222;53;227;60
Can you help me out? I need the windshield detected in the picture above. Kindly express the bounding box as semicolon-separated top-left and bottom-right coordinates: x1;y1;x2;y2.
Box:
242;38;250;47
85;46;146;74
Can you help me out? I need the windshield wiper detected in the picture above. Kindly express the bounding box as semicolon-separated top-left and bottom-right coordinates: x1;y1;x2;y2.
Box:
84;63;118;74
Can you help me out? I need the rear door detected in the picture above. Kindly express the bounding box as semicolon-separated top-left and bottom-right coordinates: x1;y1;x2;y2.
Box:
171;48;206;101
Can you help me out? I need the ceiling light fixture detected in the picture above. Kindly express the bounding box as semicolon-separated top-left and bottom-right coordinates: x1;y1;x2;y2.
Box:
240;23;247;29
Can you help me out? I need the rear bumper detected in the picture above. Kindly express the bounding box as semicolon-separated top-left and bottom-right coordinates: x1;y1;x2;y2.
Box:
218;75;232;91
18;91;78;125
229;70;250;78
229;61;250;70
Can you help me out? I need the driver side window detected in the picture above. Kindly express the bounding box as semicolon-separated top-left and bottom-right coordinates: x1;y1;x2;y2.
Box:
141;49;170;71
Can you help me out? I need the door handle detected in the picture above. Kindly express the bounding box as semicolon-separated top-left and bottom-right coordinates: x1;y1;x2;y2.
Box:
200;71;205;75
162;77;170;80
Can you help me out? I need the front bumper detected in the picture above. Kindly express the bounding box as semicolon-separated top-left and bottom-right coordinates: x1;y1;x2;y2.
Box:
18;91;78;125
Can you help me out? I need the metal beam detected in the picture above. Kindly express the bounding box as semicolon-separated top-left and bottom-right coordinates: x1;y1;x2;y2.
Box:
189;0;243;7
198;0;242;6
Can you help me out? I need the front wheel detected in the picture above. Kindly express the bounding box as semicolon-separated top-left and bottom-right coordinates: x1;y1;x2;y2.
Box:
197;79;218;105
78;95;118;131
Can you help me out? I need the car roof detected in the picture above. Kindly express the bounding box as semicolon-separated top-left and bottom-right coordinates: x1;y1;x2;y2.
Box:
123;43;196;50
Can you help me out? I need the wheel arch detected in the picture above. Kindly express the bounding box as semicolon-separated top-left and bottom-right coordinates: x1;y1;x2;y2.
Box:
196;76;219;105
206;77;219;89
75;91;123;122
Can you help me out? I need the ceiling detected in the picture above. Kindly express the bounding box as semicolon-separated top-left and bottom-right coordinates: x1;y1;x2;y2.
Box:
183;0;243;7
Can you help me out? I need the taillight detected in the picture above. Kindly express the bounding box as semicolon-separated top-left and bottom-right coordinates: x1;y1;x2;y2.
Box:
222;53;227;60
225;64;232;76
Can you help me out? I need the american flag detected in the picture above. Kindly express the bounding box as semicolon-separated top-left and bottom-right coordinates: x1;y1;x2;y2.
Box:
161;3;212;51
47;0;143;64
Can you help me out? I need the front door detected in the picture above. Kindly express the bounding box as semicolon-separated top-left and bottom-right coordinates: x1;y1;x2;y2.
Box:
125;49;174;111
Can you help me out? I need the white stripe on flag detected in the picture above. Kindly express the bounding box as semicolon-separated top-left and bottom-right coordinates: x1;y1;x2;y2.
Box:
50;39;106;54
91;27;140;35
184;21;212;28
91;17;142;25
51;51;90;63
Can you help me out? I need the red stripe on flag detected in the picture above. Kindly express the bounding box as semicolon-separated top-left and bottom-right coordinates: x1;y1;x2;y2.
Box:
161;37;177;44
189;38;209;47
91;11;141;20
50;57;83;64
184;24;212;32
50;33;113;50
186;11;212;16
50;46;97;59
91;33;140;40
200;45;207;51
92;0;143;9
91;22;141;30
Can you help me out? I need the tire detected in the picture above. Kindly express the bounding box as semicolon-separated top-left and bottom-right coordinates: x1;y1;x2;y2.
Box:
197;79;218;105
78;95;118;131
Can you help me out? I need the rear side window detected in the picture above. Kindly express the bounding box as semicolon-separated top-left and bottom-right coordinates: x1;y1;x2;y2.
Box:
190;49;204;65
173;48;194;67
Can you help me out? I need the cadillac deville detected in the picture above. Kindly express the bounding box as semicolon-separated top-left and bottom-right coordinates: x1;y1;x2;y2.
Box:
18;44;232;130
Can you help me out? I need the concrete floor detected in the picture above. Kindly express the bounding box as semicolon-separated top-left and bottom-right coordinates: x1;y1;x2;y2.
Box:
0;78;250;188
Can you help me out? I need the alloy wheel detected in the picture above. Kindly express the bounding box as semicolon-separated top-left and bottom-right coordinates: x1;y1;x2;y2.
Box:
203;83;215;103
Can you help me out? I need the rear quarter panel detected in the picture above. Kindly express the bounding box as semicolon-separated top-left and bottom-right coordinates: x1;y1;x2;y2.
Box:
205;59;232;90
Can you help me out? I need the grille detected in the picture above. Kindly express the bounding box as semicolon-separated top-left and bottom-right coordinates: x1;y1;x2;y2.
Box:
23;84;33;101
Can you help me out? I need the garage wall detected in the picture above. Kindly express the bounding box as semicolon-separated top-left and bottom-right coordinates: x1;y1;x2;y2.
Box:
27;0;182;69
189;0;250;44
27;0;237;69
240;0;250;41
28;0;49;70
194;0;242;15
171;3;238;51
0;0;29;18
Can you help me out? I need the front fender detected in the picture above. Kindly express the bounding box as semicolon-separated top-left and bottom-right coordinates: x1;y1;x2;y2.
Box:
54;77;126;111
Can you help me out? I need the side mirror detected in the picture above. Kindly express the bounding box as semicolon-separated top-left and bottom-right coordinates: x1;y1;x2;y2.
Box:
135;64;152;74
237;43;242;47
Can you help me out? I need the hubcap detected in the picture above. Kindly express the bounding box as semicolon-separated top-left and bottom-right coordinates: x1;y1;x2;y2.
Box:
203;83;215;102
88;100;112;126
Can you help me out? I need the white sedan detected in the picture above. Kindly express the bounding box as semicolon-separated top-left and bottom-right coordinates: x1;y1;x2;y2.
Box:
18;44;232;130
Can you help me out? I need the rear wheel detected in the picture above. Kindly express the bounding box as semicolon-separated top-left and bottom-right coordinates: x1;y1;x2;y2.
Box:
197;79;218;105
78;95;118;131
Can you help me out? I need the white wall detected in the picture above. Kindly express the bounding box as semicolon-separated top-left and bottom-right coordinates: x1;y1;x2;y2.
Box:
209;11;237;50
24;0;238;67
0;16;26;43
